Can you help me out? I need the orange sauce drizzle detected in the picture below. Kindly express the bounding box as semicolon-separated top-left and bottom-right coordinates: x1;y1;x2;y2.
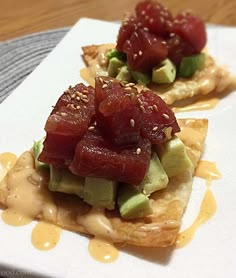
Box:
31;221;61;251
172;97;219;113
88;237;119;263
195;160;221;185
176;189;217;248
0;152;17;181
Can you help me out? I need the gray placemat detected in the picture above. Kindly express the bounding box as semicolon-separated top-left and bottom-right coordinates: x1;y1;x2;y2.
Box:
0;27;70;103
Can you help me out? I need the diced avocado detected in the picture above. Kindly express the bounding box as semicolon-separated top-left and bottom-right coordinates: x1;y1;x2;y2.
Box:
131;70;151;85
178;53;205;78
118;184;153;219
108;57;125;77
84;177;118;210
33;138;49;169
139;152;169;195
116;65;132;82
155;136;193;178
152;59;176;84
49;165;84;198
106;49;126;61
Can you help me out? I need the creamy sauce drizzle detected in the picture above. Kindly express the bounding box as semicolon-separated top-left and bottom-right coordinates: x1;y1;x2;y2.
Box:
31;221;61;251
195;160;221;185
1;208;32;226
88;237;119;263
172;97;219;113
176;189;217;248
77;207;115;239
0;152;17;181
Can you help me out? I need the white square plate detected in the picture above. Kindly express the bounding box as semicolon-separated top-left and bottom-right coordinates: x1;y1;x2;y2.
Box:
0;18;236;278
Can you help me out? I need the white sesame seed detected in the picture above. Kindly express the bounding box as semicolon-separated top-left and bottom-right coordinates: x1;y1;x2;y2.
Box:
71;93;76;98
82;98;89;103
88;126;95;131
98;77;103;82
170;33;175;37
133;54;138;60
163;113;170;119
76;105;80;109
149;18;154;24
136;148;141;155
140;105;145;112
130;119;135;127
60;112;67;117
143;27;149;31
153;104;158;111
139;50;143;56
126;82;135;87
124;87;132;91
76;96;81;101
161;41;167;45
152;126;158;131
141;10;146;15
102;84;108;89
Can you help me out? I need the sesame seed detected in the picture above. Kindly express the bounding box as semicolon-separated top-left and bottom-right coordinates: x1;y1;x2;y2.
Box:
153;104;158;111
143;27;149;31
141;10;146;15
76;96;81;101
133;54;138;60
98;77;103;82
88;126;95;131
124;87;132;91
136;148;141;155
130;119;135;127
71;93;76;98
149;18;154;24
102;84;108;89
126;82;135;87
140;105;145;112
60;112;67;117
82;98;89;103
170;33;175;37
138;98;143;105
76;105;80;109
161;41;167;45
83;90;88;94
139;50;143;56
163;113;170;119
152;126;158;131
145;15;149;20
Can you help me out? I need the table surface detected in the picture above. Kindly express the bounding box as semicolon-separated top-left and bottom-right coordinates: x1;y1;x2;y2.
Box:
1;0;236;41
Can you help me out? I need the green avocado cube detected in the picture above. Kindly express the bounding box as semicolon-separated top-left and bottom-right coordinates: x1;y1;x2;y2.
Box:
116;65;132;82
178;53;205;78
152;59;176;84
118;184;153;219
131;70;151;85
155;136;193;178
49;165;84;198
84;177;118;210
33;138;49;169
107;57;125;77
139;152;169;195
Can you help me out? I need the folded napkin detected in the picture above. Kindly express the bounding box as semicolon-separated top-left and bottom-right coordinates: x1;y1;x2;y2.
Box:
0;28;69;103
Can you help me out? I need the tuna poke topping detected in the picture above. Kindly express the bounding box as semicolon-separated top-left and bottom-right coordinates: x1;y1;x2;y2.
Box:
39;77;180;184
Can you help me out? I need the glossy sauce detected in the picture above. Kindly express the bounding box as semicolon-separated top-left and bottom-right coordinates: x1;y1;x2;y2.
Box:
1;208;32;226
172;97;219;113
88;238;119;263
31;221;61;251
195;160;221;184
176;189;217;248
0;152;17;181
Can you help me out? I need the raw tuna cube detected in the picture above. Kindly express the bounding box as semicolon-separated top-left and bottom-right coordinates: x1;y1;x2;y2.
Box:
139;90;180;144
69;129;151;185
95;77;142;146
39;83;95;167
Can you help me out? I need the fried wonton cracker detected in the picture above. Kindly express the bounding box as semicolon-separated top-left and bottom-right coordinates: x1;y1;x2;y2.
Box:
0;119;208;247
82;44;235;105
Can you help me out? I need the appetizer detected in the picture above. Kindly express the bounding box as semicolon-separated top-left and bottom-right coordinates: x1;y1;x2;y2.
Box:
81;0;234;105
0;77;208;247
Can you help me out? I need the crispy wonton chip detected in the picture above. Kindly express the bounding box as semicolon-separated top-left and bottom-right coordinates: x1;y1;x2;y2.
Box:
0;119;208;247
82;44;235;105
